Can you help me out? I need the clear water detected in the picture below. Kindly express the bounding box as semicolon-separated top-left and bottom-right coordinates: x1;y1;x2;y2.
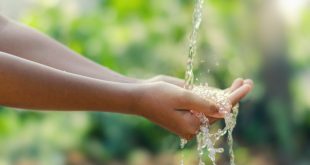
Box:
180;0;204;164
181;0;239;165
191;85;239;165
184;0;204;90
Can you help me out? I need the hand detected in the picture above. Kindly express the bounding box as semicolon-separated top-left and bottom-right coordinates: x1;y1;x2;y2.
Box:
144;75;253;123
207;78;254;124
131;78;253;140
132;81;219;140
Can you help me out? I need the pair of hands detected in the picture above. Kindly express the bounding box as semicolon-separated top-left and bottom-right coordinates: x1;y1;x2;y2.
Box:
133;76;253;140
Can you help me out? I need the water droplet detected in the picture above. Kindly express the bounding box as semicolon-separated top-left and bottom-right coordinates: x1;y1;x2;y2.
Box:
182;0;238;164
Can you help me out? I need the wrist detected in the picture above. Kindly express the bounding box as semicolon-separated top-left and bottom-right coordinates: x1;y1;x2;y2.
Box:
127;83;149;117
106;82;145;116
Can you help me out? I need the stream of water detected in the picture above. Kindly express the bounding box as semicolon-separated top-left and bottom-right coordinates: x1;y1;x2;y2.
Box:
181;0;239;165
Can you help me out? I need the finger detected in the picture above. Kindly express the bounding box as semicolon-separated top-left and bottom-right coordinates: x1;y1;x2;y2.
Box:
181;92;223;118
226;78;244;93
209;80;253;124
188;112;220;125
174;111;200;140
182;112;200;136
229;84;252;105
244;79;254;88
208;117;218;124
226;78;253;94
184;133;196;140
150;109;190;139
190;112;218;125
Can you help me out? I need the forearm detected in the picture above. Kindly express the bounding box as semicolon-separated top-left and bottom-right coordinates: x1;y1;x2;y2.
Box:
0;51;136;114
0;15;139;83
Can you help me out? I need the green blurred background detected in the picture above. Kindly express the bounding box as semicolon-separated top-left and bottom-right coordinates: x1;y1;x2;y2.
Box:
0;0;310;164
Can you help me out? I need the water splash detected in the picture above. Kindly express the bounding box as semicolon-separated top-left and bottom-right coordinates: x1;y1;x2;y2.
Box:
180;0;205;164
184;0;205;90
191;85;239;165
181;0;239;164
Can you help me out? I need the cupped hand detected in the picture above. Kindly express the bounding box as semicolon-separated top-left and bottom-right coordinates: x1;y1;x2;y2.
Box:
207;78;254;124
132;81;218;140
134;77;253;140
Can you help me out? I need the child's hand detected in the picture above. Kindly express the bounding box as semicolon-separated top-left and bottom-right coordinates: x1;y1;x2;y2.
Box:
208;78;254;124
132;81;218;140
131;78;253;140
145;75;253;117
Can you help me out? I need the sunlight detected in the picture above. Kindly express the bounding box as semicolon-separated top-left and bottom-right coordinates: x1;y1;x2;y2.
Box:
277;0;308;24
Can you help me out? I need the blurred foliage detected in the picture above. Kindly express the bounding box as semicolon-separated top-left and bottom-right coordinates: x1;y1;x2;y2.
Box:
1;0;310;164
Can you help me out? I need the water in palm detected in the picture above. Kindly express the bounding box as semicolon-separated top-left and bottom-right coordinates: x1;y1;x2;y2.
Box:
181;0;239;165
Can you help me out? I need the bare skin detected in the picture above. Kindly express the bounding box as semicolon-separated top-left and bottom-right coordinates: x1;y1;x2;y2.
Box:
0;15;139;83
0;15;253;140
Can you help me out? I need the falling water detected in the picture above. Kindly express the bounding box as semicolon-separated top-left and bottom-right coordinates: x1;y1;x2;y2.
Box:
181;0;239;165
180;0;205;164
184;0;204;90
191;85;239;165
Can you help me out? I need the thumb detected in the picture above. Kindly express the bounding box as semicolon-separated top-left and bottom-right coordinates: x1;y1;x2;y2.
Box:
180;92;223;118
